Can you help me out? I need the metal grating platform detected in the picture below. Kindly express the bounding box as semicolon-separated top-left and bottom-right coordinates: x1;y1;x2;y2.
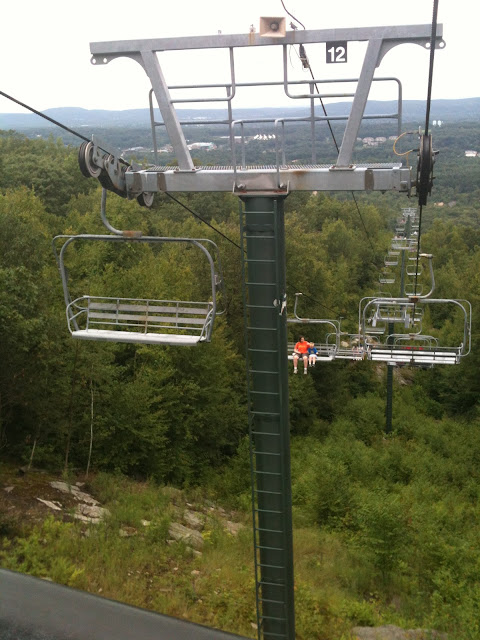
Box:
144;163;401;172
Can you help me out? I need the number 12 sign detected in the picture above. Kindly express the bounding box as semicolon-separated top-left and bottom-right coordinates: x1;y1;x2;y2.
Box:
326;41;348;63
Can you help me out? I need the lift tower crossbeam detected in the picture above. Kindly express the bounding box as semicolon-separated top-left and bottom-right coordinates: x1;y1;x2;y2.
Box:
86;24;443;199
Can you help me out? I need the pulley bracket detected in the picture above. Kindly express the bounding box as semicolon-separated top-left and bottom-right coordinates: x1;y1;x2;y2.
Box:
78;138;154;207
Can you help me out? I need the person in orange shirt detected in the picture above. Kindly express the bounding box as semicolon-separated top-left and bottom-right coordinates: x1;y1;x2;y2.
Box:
293;336;309;374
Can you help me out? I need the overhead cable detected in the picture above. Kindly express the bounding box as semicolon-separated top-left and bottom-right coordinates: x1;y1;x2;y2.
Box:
0;90;90;143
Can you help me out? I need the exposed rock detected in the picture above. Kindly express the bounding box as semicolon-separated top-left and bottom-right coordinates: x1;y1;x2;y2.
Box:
352;625;447;640
73;490;99;505
224;520;244;536
49;481;99;505
36;498;62;511
50;481;76;493
183;509;204;531
141;519;151;527
119;527;137;537
73;503;110;524
168;522;204;550
3;486;14;493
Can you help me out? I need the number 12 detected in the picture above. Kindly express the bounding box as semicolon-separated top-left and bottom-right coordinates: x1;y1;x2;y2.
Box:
326;42;348;63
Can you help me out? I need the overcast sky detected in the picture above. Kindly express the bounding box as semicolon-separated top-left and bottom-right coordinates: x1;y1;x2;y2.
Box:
1;0;478;116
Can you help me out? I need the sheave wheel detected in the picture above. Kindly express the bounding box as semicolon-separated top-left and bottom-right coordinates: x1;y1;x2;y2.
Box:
78;141;102;178
416;134;435;206
137;192;154;208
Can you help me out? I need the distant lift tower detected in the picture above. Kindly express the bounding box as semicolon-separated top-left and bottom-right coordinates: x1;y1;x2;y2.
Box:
82;22;444;640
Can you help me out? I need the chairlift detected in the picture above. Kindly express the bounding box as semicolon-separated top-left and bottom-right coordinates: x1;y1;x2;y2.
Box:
406;264;422;276
360;297;423;335
377;302;412;324
393;334;439;349
404;282;424;296
53;234;225;346
333;333;365;360
286;293;338;362
379;270;395;284
384;255;399;267
360;297;471;366
391;238;417;251
53;188;226;346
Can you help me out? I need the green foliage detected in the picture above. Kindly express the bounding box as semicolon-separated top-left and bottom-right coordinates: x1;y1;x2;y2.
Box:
1;127;480;638
0;517;86;588
352;487;408;584
0;132;96;215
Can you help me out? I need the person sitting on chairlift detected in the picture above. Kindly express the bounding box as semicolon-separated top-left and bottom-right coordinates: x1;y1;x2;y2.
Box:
307;342;317;367
293;336;309;374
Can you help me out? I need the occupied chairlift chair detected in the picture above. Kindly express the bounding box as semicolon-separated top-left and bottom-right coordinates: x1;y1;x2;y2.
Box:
53;190;225;347
287;293;338;362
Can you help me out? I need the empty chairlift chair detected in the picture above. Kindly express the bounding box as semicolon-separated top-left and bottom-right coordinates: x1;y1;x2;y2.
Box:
53;234;225;346
379;269;395;284
360;297;471;366
384;253;399;267
334;333;365;360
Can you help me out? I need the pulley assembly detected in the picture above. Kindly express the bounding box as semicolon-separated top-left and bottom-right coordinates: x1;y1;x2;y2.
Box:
78;140;153;207
415;133;437;206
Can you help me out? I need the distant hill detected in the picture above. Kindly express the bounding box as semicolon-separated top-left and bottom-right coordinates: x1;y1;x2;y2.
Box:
1;98;479;131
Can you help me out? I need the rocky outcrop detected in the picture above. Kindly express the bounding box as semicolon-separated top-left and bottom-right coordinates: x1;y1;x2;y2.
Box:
168;522;204;550
35;481;110;523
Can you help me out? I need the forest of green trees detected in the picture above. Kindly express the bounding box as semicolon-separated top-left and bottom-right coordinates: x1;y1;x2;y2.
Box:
1;128;480;638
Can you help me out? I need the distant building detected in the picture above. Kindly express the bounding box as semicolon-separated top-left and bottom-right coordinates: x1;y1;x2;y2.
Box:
187;142;216;150
465;150;478;157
